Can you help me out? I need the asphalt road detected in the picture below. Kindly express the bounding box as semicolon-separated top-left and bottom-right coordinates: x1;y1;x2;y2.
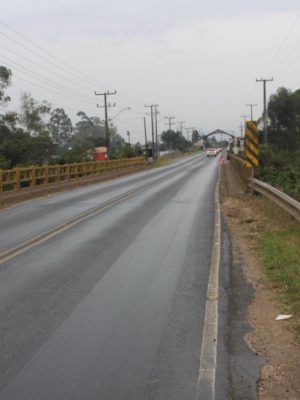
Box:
0;154;223;400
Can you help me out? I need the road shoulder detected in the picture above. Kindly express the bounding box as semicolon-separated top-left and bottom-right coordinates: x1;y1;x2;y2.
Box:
221;161;300;399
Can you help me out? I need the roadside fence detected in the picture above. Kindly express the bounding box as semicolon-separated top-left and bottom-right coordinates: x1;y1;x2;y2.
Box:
230;154;253;192
0;157;146;194
230;154;300;222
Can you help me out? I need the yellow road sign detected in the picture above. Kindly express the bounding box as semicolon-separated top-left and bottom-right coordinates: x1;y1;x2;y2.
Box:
245;121;259;167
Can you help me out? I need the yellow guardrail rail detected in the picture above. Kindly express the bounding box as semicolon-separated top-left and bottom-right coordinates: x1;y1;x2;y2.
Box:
0;157;146;194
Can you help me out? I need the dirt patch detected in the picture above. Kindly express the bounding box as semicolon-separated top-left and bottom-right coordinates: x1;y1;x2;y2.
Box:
221;163;300;399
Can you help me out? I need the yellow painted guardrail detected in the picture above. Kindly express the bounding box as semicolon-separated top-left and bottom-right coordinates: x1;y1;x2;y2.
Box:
0;157;146;194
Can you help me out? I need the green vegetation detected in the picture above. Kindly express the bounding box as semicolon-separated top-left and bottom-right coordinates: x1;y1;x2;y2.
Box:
0;66;142;169
259;226;300;338
255;87;300;199
256;146;300;200
160;130;192;152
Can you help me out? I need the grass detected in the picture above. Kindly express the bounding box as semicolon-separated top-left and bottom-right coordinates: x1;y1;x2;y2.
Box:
152;158;170;168
259;225;300;338
152;151;194;168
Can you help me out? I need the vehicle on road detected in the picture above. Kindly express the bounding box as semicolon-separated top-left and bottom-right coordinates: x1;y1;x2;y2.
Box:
206;148;218;157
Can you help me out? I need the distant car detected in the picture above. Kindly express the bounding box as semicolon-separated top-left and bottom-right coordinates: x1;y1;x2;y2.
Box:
206;148;218;157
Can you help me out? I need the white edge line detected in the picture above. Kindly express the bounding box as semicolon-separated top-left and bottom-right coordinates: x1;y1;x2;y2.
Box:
195;167;221;400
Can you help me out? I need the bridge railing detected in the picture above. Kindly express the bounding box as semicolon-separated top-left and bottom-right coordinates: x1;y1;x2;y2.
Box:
0;158;146;194
230;154;253;192
230;154;300;222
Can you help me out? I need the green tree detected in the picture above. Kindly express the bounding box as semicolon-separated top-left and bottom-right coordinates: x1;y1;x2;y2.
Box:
120;143;135;158
0;112;32;167
192;130;200;143
161;130;190;151
268;87;300;151
47;108;73;146
20;92;52;137
74;111;106;146
0;66;12;106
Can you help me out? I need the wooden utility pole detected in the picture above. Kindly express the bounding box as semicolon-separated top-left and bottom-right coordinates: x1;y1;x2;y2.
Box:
154;105;159;159
256;78;273;144
143;116;149;160
178;121;185;136
95;90;116;158
126;131;131;145
145;104;157;159
165;116;175;152
245;104;257;121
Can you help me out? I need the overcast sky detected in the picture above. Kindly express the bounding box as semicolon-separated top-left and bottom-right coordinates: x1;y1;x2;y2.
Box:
1;0;300;143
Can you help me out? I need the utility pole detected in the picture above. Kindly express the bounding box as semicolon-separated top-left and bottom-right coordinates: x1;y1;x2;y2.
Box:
187;127;194;144
145;104;156;159
240;123;244;137
256;78;274;144
240;115;249;138
178;121;185;135
95;90;116;158
245;104;257;121
126;131;131;145
165;116;175;153
154;105;159;159
143;116;149;161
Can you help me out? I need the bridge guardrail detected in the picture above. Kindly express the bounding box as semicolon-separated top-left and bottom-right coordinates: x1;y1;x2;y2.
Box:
230;154;253;192
253;179;300;222
0;157;146;195
230;154;300;222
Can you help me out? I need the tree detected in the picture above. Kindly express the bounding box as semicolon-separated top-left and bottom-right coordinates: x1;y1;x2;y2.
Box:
192;130;200;143
161;130;191;152
268;87;300;151
0;66;12;106
47;108;73;146
20;92;52;137
0;112;32;167
120;143;135;158
74;111;106;146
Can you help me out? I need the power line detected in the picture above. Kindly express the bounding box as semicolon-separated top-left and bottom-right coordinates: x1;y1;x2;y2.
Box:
0;54;96;102
263;11;300;74
0;30;96;91
0;42;96;92
0;20;110;91
276;46;300;77
12;72;96;105
0;20;148;108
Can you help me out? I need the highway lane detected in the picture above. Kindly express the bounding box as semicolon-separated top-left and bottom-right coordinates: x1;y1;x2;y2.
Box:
0;155;223;400
0;155;204;253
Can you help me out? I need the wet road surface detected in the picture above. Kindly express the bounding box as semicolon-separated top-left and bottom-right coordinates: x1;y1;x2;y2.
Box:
0;155;225;399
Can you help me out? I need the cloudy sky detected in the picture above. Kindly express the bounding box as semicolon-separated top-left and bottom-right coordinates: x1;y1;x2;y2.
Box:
1;0;300;143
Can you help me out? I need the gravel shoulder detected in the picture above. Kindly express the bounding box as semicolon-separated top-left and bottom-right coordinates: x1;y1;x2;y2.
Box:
221;161;300;400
